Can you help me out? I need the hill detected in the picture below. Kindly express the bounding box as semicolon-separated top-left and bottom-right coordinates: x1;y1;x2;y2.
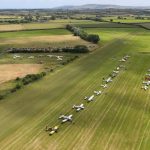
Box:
53;4;150;10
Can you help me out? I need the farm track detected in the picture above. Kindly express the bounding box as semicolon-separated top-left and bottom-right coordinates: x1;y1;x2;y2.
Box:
0;28;149;150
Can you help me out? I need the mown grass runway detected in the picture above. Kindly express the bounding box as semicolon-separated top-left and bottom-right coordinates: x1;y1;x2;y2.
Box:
0;27;149;149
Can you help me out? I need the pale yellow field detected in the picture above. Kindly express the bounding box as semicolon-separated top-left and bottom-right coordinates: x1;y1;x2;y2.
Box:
0;64;42;84
0;35;83;45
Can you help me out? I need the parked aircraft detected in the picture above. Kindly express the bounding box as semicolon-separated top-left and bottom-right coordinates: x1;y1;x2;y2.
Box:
59;114;73;123
72;104;85;112
104;77;112;83
84;95;95;102
143;81;150;86
141;85;149;91
94;90;102;95
45;125;59;135
101;84;108;88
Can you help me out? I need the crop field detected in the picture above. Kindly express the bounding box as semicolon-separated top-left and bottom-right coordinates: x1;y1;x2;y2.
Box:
102;16;150;23
77;22;135;28
0;19;99;32
0;21;149;150
0;64;42;84
0;28;94;49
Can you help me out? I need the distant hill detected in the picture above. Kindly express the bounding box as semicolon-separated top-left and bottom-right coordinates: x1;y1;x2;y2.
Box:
53;4;150;10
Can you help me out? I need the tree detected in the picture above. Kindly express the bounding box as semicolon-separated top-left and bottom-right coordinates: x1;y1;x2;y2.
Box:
87;34;100;43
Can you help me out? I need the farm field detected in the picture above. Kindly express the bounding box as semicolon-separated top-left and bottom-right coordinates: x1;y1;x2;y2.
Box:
0;19;100;32
0;64;42;84
137;22;150;30
0;24;149;150
0;28;94;49
102;16;150;23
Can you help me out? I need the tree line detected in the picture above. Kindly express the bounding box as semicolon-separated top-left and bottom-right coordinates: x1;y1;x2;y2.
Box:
66;24;100;44
8;45;89;53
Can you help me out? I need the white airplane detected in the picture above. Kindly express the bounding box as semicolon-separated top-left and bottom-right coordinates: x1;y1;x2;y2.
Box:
105;77;113;83
119;65;125;68
113;70;119;74
84;95;95;102
72;104;85;112
45;125;59;135
59;114;73;123
119;58;126;62
47;55;54;58
111;73;117;78
94;90;102;95
101;84;108;88
116;67;120;71
145;74;150;77
28;56;34;59
125;55;130;58
141;85;149;91
143;81;150;86
13;55;21;59
56;56;63;61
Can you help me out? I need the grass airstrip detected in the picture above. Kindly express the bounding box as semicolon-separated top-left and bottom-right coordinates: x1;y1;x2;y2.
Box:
0;20;149;150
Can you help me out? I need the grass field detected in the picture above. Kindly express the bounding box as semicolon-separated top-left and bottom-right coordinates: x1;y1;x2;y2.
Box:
0;28;94;49
0;25;149;150
0;19;100;32
103;16;150;23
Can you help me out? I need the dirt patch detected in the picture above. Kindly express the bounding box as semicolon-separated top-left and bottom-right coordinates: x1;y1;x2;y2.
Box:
0;64;42;84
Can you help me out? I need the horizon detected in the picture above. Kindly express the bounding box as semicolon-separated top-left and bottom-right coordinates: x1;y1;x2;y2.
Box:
0;0;150;9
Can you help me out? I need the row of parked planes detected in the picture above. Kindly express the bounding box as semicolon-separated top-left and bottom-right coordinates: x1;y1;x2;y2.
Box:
45;55;131;135
141;69;150;90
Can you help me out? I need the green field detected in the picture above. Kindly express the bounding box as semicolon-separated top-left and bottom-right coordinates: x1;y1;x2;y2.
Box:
0;19;100;32
103;16;150;23
0;29;70;38
0;24;149;150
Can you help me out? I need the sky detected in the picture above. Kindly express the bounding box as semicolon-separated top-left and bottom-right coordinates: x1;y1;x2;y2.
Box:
0;0;150;9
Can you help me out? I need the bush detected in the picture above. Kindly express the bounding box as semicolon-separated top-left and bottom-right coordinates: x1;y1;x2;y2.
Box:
21;72;46;85
74;45;89;53
66;24;100;44
15;83;22;89
87;34;100;44
0;95;4;100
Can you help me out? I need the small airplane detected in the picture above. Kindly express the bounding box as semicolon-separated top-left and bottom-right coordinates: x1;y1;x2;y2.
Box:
84;95;95;102
28;56;34;59
119;58;126;62
111;73;117;78
45;125;59;135
72;104;85;112
113;70;119;74
141;85;148;91
59;114;73;123
13;55;21;59
145;74;150;77
104;77;113;83
47;54;55;58
38;54;44;57
124;55;130;59
116;67;120;71
101;84;108;88
94;90;102;95
56;56;63;61
119;65;125;68
143;81;150;86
